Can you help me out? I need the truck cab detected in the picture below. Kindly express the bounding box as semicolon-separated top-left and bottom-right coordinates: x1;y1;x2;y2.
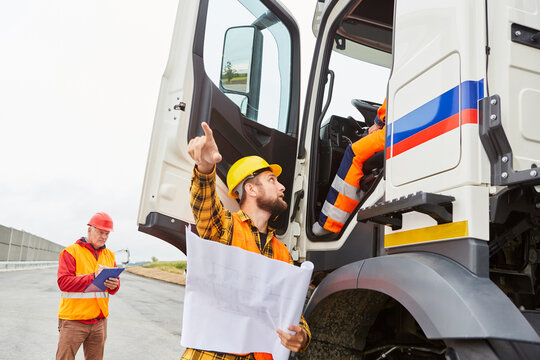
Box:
138;0;540;358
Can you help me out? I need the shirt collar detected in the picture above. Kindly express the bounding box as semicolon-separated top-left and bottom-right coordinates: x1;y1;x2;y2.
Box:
237;210;276;236
77;237;106;251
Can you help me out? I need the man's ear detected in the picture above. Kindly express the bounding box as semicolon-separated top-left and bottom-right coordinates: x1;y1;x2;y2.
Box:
244;182;258;198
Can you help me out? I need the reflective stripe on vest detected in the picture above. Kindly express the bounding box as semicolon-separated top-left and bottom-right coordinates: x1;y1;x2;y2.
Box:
330;175;361;201
61;292;109;299
230;212;291;360
321;200;351;225
58;243;116;320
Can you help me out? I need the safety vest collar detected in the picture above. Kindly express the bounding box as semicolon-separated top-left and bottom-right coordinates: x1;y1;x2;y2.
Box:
235;210;276;242
77;236;107;257
77;236;107;251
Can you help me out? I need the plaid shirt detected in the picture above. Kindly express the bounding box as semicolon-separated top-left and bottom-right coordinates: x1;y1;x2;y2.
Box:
181;349;256;360
190;167;282;259
186;166;311;359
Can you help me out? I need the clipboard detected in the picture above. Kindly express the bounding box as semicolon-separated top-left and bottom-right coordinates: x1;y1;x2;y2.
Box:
83;267;125;293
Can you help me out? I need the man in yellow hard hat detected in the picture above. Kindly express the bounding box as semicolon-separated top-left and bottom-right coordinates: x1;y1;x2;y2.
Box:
183;122;310;360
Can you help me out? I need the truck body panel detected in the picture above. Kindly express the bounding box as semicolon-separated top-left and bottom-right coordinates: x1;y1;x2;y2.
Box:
139;0;540;357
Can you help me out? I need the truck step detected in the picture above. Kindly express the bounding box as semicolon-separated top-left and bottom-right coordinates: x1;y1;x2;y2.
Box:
357;191;455;230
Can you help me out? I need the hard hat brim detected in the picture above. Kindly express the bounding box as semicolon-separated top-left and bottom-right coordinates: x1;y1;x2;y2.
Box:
88;223;114;232
269;164;282;178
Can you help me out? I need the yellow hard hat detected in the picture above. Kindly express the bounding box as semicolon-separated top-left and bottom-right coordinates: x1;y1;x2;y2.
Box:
227;156;282;199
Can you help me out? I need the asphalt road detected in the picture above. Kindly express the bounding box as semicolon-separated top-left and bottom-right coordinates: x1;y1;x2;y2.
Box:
0;267;186;359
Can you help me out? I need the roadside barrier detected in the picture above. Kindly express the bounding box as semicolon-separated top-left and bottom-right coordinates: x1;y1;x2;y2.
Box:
0;224;64;264
0;261;58;271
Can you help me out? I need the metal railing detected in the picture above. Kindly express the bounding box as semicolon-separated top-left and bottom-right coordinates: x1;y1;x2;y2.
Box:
0;261;58;271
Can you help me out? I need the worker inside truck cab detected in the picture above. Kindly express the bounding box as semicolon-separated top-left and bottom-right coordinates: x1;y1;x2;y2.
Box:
184;122;311;360
313;99;387;235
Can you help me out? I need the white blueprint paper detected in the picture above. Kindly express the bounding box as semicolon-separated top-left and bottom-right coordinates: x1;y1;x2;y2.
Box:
181;229;313;360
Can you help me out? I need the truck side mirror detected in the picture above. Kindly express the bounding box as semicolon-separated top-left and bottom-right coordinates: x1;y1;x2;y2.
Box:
220;26;257;95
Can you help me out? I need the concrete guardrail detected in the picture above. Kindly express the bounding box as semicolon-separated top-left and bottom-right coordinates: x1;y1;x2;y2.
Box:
1;224;64;264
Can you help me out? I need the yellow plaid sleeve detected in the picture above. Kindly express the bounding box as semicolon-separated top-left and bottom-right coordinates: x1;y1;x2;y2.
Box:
298;315;311;352
190;166;233;245
181;348;255;359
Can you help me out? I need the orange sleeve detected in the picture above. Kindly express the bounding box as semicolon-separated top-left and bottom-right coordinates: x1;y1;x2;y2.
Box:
377;98;387;123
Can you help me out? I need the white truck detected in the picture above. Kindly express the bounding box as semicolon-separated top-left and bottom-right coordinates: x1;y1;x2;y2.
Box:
138;0;540;358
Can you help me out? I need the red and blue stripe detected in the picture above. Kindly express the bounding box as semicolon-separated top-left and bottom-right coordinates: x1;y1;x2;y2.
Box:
386;79;484;159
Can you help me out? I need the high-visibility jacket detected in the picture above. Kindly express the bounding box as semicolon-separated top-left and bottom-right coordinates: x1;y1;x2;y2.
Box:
58;243;116;320
231;212;290;360
231;213;291;262
315;99;387;234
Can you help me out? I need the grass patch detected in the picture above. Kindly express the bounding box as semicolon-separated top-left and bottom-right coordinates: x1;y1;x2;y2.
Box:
143;261;186;274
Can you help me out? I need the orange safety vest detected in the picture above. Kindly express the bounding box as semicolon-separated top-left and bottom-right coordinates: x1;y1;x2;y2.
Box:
230;212;291;360
58;244;116;320
231;213;291;263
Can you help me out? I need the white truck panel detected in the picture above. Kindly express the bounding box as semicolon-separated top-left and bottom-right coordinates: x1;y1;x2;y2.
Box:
487;0;540;171
390;53;461;186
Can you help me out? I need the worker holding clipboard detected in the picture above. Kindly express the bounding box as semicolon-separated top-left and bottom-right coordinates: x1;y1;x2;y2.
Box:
56;212;122;360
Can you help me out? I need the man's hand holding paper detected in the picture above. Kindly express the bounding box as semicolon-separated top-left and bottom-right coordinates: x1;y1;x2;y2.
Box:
181;229;313;360
277;325;308;353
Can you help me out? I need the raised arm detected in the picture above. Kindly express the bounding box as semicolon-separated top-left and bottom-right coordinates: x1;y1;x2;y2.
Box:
188;122;233;245
187;122;222;174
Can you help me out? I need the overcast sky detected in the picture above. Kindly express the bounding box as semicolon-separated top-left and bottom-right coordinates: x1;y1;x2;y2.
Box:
0;0;322;263
0;1;387;263
0;0;182;262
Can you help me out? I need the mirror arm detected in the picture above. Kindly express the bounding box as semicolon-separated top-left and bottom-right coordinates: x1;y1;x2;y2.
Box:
252;11;279;30
246;30;264;121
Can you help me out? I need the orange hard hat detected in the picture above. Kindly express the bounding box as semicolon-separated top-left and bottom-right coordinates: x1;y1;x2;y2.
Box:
87;212;114;232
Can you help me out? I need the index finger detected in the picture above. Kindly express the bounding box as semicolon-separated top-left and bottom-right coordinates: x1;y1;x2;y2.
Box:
201;122;213;140
276;329;292;340
288;325;302;333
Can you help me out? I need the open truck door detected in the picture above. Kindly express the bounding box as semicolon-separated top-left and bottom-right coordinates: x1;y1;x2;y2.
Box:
138;0;301;254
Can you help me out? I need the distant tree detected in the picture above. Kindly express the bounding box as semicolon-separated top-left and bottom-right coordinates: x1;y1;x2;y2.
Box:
151;256;158;263
223;61;238;83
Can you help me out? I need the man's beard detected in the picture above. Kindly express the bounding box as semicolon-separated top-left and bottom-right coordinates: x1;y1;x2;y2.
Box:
256;195;288;216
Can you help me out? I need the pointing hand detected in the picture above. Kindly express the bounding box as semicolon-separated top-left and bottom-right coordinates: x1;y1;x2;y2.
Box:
187;122;222;174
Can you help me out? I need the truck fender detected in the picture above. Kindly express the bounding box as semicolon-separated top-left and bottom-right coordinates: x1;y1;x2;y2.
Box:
305;252;540;343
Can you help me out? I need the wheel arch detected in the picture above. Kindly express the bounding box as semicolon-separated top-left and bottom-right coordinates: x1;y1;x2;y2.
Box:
305;252;540;344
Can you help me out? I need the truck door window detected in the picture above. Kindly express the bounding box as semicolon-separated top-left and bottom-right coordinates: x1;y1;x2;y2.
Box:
324;52;389;121
203;0;292;133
